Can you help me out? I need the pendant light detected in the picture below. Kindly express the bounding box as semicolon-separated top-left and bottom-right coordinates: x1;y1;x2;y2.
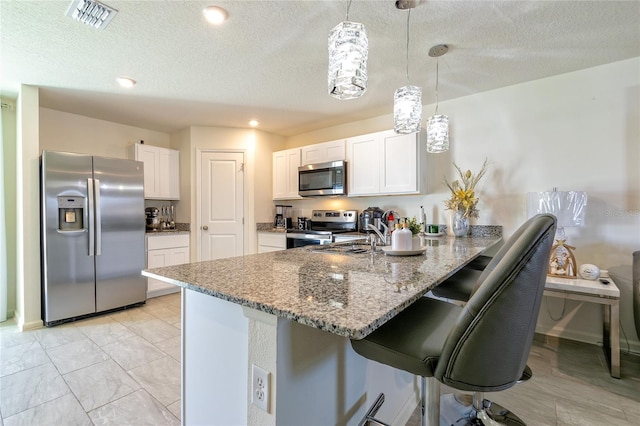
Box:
394;8;422;134
426;44;449;153
328;0;368;100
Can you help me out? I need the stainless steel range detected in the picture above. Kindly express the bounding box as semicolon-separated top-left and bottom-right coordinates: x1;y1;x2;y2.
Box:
285;210;363;249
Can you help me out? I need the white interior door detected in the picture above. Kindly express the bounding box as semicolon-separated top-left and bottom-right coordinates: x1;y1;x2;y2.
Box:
199;151;244;261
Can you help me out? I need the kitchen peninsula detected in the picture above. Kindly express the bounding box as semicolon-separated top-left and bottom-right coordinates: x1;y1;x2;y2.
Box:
143;231;501;425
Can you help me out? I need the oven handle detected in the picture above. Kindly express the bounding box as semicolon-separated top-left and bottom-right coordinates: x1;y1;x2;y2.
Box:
286;233;332;241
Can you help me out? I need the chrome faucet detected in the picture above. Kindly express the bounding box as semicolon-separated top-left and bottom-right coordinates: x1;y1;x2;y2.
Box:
367;223;391;247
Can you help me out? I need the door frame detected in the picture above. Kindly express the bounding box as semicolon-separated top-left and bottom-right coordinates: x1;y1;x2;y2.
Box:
195;148;248;262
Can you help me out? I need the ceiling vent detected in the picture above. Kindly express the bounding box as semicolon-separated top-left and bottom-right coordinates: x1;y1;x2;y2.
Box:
65;0;118;30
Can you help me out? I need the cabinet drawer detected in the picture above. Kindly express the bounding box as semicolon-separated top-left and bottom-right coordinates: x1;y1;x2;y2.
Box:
147;234;190;250
257;232;286;249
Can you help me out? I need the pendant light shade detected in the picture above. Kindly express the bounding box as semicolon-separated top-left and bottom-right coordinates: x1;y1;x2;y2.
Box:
426;114;449;152
394;85;422;134
328;20;368;100
393;8;421;134
426;44;450;153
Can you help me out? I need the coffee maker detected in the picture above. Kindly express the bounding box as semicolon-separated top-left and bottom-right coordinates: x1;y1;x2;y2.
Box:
274;205;292;229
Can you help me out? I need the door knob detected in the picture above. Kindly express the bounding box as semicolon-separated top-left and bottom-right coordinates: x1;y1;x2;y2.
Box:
202;225;208;230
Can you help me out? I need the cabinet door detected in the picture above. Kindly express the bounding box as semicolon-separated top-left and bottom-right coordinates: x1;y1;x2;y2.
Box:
146;240;189;297
272;148;301;200
272;151;288;199
147;249;169;268
257;232;286;253
169;246;189;265
286;149;301;199
300;140;345;165
135;144;160;198
300;144;324;166
158;148;180;200
380;131;418;194
323;140;346;162
346;134;380;196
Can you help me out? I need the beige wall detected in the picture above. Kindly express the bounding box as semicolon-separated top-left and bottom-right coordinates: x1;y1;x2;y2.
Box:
40;108;170;157
171;127;192;225
175;126;285;259
6;58;639;351
282;58;640;352
1;98;17;319
16;85;41;330
9;105;283;324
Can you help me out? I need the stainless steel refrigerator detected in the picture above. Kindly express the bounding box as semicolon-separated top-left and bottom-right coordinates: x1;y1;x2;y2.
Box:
40;150;146;326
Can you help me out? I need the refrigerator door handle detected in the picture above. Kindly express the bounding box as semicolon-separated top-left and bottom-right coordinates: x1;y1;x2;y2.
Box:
87;178;95;256
94;178;102;256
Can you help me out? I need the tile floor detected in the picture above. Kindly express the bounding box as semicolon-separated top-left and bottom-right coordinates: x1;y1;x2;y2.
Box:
406;334;640;426
0;293;181;426
2;293;639;425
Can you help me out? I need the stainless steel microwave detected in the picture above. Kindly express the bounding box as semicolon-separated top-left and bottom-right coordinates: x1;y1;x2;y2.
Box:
298;160;346;197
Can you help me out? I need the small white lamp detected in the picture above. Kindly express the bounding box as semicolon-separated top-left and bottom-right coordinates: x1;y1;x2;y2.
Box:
527;190;587;278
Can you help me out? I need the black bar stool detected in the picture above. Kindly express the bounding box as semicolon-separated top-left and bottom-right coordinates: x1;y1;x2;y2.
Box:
350;214;556;426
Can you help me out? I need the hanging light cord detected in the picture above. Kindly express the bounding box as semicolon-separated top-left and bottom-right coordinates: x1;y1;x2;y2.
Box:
405;9;411;85
346;0;352;20
434;58;440;114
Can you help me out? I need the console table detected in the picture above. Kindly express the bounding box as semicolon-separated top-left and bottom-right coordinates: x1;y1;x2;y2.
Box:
544;275;620;378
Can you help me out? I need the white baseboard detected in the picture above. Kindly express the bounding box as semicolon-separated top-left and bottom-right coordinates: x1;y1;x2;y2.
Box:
391;381;420;426
14;309;43;331
536;327;640;356
147;287;180;299
0;309;15;323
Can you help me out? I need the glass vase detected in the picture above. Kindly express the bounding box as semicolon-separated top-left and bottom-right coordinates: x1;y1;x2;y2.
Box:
447;210;469;237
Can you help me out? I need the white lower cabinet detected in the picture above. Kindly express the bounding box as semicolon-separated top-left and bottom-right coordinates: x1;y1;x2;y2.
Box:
146;233;190;298
257;232;286;253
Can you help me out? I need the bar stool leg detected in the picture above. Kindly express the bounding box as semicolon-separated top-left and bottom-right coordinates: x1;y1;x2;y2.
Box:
422;377;440;426
357;393;389;426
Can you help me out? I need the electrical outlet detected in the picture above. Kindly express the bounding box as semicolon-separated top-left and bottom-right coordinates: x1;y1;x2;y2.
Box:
252;364;270;412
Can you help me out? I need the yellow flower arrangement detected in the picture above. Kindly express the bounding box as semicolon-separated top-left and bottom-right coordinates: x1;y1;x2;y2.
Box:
444;159;488;219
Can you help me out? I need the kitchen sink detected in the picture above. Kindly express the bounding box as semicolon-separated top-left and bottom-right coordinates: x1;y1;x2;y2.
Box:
311;242;373;255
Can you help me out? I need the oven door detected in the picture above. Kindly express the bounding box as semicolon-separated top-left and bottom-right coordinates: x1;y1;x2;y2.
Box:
333;234;367;244
286;233;333;249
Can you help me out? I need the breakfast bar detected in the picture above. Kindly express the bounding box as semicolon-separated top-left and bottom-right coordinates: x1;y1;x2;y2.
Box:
143;232;501;425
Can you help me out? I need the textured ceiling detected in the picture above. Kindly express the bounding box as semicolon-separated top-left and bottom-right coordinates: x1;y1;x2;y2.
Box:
1;0;639;136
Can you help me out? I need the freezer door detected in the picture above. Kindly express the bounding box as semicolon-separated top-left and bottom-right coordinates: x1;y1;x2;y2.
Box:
93;156;146;311
41;151;96;323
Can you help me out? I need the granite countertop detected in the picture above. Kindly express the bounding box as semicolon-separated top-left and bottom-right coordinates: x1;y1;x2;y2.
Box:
143;234;501;339
146;222;190;235
256;222;286;233
146;230;190;236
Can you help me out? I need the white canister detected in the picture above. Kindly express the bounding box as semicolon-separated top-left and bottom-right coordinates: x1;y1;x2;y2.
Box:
578;264;601;280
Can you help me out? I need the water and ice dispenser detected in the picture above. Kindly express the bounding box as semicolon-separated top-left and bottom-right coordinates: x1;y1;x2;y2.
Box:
57;196;84;231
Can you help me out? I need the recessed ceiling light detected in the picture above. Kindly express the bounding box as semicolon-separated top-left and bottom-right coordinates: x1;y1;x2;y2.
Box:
249;120;259;127
116;77;136;88
65;0;118;30
203;6;228;25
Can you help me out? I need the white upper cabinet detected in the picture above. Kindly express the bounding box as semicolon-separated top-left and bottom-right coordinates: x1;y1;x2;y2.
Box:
347;129;425;197
345;133;379;196
300;139;345;165
130;144;180;200
273;148;301;200
158;148;180;200
379;130;420;194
